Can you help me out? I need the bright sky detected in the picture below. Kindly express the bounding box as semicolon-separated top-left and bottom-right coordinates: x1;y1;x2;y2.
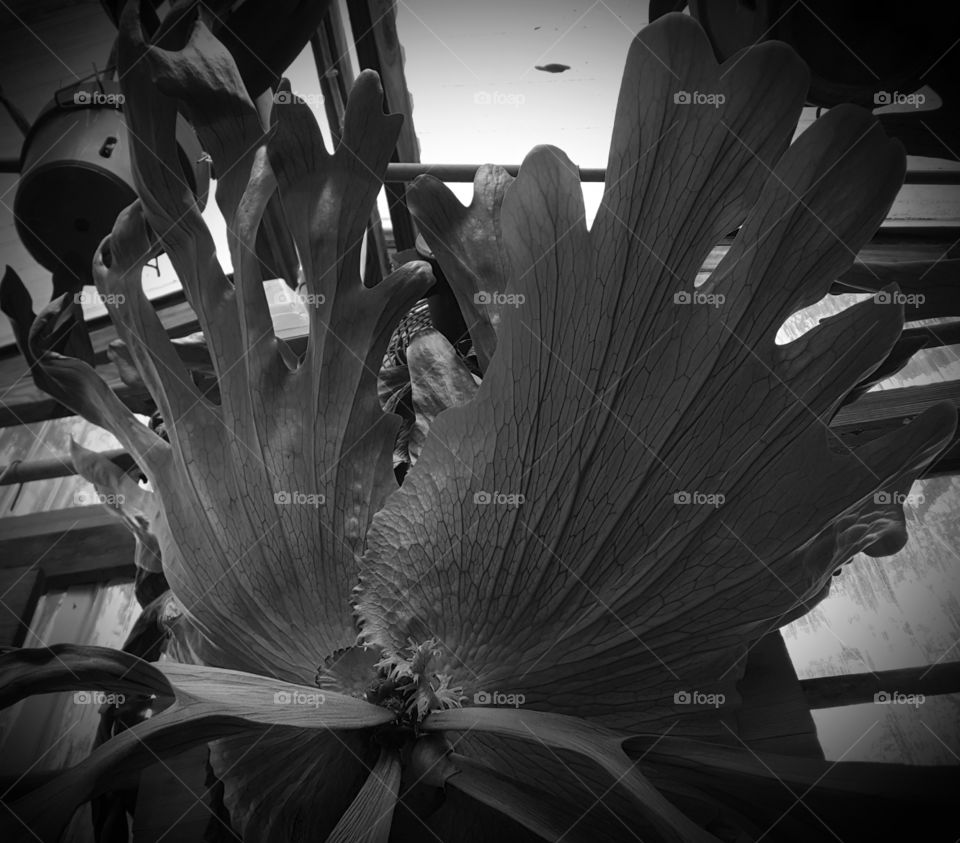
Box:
396;0;650;211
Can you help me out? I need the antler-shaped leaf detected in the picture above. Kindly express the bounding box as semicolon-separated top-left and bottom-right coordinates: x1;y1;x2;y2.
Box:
70;440;164;573
356;15;956;734
23;0;432;683
0;266;99;410
407;164;515;370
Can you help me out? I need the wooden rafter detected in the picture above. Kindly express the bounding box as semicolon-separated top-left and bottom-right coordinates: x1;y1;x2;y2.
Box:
0;506;135;646
801;662;960;709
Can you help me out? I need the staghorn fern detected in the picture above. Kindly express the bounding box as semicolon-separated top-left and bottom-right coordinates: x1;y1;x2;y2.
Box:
1;5;958;843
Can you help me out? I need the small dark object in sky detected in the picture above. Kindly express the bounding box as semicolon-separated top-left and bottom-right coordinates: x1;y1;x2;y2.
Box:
535;63;570;73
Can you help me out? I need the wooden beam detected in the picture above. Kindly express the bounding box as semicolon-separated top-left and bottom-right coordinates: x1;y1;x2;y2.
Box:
0;374;153;428
0;288;194;365
800;662;960;709
901;320;960;349
0;507;135;645
903;169;960;185
866;225;960;245
833;380;960;433
0;447;134;486
0;289;195;427
0;506;135;588
833;259;960;320
832;380;960;477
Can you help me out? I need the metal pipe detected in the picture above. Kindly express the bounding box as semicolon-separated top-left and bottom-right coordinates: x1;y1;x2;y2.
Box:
1;159;954;183
0;448;134;486
902;169;960;185
380;163;957;185
383;163;607;182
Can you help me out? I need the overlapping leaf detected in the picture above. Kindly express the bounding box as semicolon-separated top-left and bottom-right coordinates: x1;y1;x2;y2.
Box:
28;0;432;684
379;330;480;471
407;165;515;370
356;14;956;734
0;647;393;841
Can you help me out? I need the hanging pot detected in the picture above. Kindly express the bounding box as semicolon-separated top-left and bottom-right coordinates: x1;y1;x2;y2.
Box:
12;77;209;289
